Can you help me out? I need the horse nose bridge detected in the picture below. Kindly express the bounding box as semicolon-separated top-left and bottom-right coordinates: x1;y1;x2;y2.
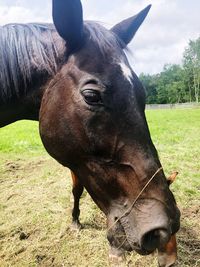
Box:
111;142;179;214
117;138;161;172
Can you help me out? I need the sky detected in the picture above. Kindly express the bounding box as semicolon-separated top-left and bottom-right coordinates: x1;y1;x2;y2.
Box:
0;0;199;75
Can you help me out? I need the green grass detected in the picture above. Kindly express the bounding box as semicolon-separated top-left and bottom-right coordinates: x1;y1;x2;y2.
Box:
0;109;199;267
0;121;44;155
146;109;200;205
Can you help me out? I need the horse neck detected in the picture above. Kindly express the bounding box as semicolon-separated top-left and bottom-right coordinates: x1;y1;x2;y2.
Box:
0;77;48;127
0;25;66;127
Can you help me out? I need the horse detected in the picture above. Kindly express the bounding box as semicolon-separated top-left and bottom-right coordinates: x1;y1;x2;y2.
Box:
0;0;180;266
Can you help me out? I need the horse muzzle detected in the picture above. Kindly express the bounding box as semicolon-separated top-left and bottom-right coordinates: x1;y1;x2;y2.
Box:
106;199;180;255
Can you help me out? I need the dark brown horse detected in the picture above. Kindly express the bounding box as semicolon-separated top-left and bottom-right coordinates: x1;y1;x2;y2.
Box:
0;0;180;266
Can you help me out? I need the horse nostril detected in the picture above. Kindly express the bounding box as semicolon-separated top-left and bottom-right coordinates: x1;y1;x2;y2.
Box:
141;228;170;252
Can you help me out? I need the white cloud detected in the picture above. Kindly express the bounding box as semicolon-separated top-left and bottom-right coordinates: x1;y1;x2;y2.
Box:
0;0;51;24
0;6;45;24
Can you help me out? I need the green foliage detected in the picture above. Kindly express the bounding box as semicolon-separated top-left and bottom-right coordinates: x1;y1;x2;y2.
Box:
140;37;200;104
139;73;158;104
183;37;200;103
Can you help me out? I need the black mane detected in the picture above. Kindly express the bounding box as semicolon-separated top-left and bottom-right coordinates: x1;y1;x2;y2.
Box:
0;23;60;103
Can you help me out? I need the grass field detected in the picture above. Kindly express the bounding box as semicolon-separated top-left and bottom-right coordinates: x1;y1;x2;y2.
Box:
0;109;199;267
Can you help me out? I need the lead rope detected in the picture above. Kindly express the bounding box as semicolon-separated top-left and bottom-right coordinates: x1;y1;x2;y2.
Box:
108;167;163;232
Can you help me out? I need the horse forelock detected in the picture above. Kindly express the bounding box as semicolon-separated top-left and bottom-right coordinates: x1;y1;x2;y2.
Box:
84;21;125;59
0;23;61;103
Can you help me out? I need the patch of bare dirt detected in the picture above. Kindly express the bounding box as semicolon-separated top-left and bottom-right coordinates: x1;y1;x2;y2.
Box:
176;204;200;266
4;161;22;172
4;158;47;173
182;205;199;219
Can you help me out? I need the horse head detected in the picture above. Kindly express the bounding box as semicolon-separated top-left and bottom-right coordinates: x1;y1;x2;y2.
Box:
39;0;180;255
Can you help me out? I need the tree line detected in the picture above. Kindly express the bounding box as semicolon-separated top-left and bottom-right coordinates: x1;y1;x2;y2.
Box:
139;37;200;104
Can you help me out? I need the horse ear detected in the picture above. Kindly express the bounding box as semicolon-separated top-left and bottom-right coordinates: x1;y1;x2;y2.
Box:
52;0;84;52
167;172;179;186
111;5;151;46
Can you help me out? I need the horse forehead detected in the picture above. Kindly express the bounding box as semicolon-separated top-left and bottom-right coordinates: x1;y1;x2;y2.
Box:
118;62;132;84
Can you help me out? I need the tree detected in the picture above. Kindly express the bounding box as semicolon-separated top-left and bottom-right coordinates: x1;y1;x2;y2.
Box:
140;64;187;104
139;73;158;104
183;37;200;103
160;64;187;104
139;37;200;104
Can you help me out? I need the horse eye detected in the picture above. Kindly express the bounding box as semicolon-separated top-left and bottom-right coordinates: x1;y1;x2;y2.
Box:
81;89;103;105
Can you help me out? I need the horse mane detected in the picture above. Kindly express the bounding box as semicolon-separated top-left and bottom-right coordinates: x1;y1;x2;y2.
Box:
0;23;60;103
